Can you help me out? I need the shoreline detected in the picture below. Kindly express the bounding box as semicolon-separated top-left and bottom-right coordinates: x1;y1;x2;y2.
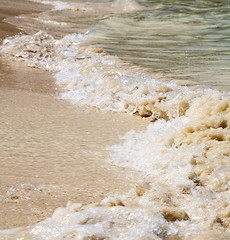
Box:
0;86;147;229
1;1;230;239
0;1;147;229
0;0;52;42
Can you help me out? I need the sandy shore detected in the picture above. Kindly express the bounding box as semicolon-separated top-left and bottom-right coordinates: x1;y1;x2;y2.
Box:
0;1;147;229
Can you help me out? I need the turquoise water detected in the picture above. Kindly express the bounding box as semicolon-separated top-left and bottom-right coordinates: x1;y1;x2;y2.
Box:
89;0;230;89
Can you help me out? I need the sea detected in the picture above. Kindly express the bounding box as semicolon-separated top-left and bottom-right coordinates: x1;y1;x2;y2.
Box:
0;0;230;239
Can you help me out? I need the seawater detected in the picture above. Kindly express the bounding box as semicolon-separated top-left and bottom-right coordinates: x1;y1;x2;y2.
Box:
89;0;230;89
0;0;230;239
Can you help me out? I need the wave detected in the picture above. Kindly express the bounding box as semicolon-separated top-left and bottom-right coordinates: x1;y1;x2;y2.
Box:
1;31;205;120
0;1;230;239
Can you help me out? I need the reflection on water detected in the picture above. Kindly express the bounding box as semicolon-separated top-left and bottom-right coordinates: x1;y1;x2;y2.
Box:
89;0;230;90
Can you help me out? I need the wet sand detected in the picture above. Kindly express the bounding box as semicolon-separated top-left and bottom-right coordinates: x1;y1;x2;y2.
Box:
0;0;52;40
0;1;147;229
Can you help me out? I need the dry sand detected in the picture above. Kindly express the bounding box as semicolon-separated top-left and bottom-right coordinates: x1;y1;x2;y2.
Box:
0;1;147;229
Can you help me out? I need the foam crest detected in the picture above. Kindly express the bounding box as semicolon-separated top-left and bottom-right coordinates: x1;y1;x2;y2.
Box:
1;31;204;120
30;0;91;11
30;0;144;14
24;203;171;239
106;92;230;238
1;16;230;240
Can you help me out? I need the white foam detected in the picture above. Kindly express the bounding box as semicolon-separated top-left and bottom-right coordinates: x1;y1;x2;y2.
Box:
29;0;91;11
1;15;230;240
1;31;205;120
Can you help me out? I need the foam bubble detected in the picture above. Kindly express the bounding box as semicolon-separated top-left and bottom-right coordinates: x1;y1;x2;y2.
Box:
1;31;205;120
1;11;230;239
106;92;230;238
29;0;91;11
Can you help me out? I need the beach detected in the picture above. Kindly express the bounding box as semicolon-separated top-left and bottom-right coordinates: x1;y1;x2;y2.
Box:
0;0;230;239
0;0;147;229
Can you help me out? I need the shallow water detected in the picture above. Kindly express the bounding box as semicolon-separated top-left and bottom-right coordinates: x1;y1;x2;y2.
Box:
0;85;146;229
0;0;230;239
89;0;230;90
5;0;230;89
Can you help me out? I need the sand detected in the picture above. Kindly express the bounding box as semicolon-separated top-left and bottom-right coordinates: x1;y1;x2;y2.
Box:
0;1;147;229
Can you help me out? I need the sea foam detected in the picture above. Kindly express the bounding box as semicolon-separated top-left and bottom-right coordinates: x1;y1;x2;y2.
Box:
1;31;204;120
1;19;230;240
